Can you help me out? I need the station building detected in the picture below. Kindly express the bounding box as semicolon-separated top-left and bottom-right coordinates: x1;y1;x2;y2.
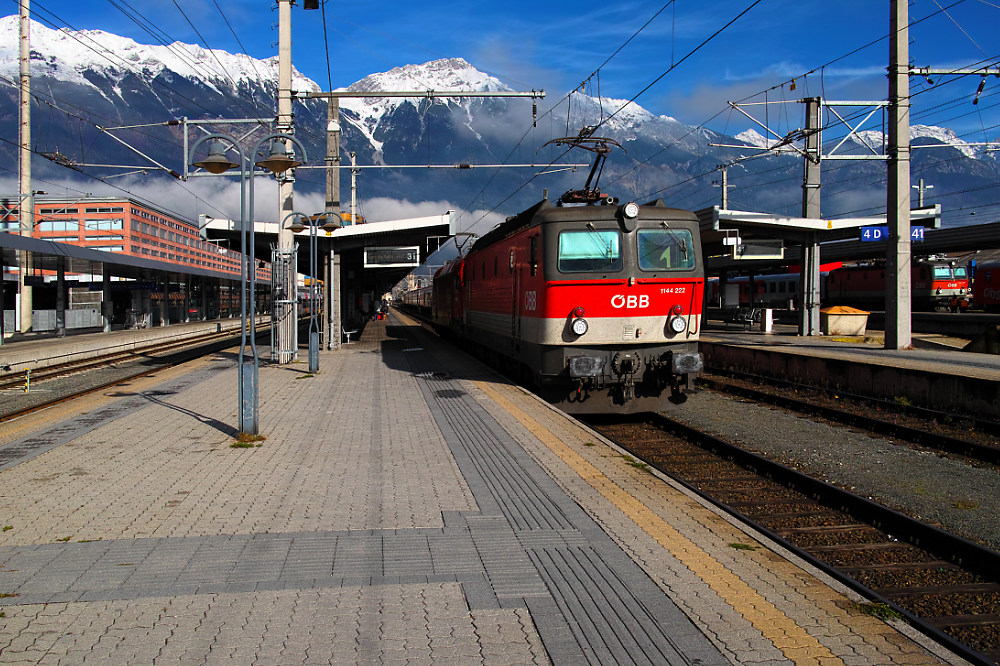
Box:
1;195;269;332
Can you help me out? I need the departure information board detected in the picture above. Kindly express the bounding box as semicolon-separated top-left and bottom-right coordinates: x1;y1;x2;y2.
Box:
364;246;420;268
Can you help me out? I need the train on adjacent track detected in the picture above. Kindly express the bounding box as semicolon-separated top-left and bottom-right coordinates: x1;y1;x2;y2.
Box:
405;195;705;414
714;257;971;312
970;260;1000;312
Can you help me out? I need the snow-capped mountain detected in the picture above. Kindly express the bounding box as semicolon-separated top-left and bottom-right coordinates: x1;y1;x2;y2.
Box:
849;125;987;159
0;15;318;100
1;14;998;226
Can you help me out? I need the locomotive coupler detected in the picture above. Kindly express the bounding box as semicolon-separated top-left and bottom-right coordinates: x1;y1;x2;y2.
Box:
611;351;639;402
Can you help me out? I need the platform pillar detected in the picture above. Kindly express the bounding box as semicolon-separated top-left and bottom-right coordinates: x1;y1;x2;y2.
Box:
799;97;822;336
329;250;341;349
55;257;66;337
102;270;112;332
183;277;191;322
201;279;208;320
159;274;169;327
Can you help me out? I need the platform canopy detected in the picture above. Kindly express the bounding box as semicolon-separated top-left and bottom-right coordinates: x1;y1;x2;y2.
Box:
201;211;455;278
0;232;242;282
695;205;942;271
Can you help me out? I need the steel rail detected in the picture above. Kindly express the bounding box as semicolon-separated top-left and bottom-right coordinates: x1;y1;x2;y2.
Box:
699;375;1000;465
703;365;1000;438
0;330;266;424
625;413;1000;666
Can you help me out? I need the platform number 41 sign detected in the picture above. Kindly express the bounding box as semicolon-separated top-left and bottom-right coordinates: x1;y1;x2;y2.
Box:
859;226;924;242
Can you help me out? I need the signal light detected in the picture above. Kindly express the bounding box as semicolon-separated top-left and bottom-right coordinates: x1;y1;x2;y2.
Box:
671;304;683;315
573;306;585;318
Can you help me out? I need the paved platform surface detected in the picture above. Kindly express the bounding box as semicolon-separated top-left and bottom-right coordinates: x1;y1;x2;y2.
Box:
0;312;968;664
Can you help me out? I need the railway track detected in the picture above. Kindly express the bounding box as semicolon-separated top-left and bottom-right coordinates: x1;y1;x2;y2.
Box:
0;327;258;422
701;370;1000;466
589;414;1000;665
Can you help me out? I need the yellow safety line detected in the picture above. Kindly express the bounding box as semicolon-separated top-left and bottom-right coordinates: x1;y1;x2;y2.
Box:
477;381;843;666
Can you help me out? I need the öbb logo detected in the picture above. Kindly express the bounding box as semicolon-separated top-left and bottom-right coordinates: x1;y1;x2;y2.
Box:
611;294;649;309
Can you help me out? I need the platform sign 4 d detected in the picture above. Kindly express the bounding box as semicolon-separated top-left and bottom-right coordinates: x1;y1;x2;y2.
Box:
859;226;924;242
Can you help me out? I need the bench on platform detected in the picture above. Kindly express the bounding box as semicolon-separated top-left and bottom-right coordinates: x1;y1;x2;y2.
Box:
726;307;761;330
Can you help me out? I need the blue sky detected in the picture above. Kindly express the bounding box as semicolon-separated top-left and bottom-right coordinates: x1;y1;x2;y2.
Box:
17;0;1000;139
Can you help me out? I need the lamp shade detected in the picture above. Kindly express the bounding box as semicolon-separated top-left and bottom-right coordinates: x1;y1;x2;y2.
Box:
193;140;239;174
255;140;301;174
287;219;307;233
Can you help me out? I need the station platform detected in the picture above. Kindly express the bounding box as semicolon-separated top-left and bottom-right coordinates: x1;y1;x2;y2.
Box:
700;318;1000;420
0;312;970;664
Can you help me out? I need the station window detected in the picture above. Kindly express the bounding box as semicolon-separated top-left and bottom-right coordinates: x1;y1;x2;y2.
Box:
38;219;79;231
86;219;124;230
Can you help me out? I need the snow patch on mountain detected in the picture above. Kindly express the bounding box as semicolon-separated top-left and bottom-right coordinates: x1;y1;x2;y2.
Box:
851;124;989;159
735;129;768;148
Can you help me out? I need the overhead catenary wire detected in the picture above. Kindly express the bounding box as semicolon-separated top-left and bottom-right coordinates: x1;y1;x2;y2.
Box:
458;0;760;230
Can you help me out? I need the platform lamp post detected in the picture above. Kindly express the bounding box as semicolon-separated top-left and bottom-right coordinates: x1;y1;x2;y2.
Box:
286;212;339;372
189;132;307;435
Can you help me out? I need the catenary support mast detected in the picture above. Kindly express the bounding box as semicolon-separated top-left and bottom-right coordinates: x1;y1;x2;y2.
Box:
18;0;33;334
886;0;912;349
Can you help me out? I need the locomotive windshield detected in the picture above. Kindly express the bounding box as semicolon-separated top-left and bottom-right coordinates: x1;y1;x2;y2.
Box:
558;230;623;272
933;266;953;279
637;229;696;271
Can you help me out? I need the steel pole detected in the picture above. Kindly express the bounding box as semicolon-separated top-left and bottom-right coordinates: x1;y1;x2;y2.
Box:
277;0;296;364
308;220;319;373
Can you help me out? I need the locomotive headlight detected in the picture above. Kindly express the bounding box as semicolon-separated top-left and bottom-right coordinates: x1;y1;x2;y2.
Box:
623;202;639;219
571;317;589;336
669;316;687;333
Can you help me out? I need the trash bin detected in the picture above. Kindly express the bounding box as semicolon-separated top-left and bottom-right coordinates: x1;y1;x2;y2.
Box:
759;308;773;333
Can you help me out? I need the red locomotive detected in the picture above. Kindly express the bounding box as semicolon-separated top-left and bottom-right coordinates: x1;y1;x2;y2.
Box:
431;196;705;413
826;258;970;311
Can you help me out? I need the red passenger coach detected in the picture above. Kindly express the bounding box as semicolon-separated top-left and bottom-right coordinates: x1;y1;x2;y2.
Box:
972;261;1000;312
433;197;704;414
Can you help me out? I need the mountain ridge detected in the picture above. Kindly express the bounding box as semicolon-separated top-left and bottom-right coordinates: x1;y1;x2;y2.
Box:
2;14;998;228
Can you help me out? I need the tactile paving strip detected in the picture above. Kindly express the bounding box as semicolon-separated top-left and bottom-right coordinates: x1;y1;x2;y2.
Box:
397;335;725;665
